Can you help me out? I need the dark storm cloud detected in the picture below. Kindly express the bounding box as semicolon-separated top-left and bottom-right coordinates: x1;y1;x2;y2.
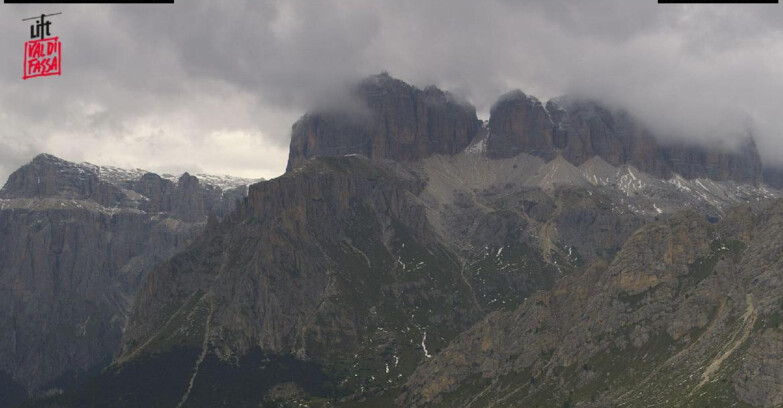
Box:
1;0;782;184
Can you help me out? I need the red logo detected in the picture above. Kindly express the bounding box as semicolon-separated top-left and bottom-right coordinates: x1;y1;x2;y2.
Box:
22;13;61;80
24;37;61;80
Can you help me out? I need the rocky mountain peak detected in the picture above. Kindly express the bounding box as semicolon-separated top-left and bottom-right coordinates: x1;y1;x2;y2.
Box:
487;90;555;160
1;152;92;197
487;91;764;185
286;74;481;171
0;153;124;206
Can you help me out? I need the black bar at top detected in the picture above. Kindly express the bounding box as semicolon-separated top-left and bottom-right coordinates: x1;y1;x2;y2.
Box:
659;0;777;3
6;0;173;3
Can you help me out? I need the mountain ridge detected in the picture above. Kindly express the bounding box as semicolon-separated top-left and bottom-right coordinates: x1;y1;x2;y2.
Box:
0;153;258;405
288;74;770;188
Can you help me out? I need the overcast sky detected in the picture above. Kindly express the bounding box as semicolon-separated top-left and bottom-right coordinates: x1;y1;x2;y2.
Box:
1;0;782;183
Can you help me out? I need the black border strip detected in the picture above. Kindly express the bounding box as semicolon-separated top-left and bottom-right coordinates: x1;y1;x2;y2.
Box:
659;0;777;3
6;0;173;3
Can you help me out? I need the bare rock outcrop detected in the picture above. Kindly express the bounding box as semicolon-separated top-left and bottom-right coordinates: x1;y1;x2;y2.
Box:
286;73;480;171
487;94;764;185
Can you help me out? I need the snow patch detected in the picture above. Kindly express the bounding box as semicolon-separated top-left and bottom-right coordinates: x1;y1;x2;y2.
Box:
422;332;432;358
465;137;487;155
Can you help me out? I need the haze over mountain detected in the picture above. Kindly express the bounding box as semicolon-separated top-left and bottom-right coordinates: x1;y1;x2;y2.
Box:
10;74;783;408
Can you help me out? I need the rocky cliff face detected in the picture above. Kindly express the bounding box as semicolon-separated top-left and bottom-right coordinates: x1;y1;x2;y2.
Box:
0;154;255;403
661;138;762;185
763;166;783;189
286;73;481;171
1;154;126;207
113;156;488;406
401;202;783;407
487;95;764;185
486;91;557;160
130;171;249;223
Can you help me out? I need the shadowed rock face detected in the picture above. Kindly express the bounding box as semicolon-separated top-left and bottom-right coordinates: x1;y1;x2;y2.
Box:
131;172;249;223
486;91;556;160
661;138;762;185
763;166;783;189
120;156;487;387
487;95;764;185
548;98;669;175
286;73;481;171
0;154;254;400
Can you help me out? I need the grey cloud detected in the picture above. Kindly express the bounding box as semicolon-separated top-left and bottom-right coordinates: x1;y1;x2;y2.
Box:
1;0;782;186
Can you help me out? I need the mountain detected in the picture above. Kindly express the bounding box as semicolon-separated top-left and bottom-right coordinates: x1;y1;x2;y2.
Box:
286;72;481;171
488;91;763;185
0;154;258;405
20;75;783;408
290;78;770;186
